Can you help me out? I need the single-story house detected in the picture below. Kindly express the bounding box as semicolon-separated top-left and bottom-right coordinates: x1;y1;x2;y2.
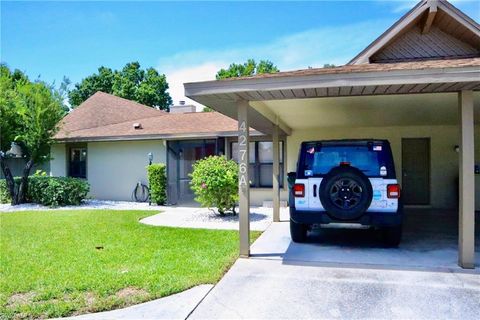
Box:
50;0;479;268
183;0;480;268
51;91;287;206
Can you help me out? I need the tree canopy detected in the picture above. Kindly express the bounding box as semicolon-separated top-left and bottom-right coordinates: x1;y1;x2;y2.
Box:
0;64;66;204
68;62;173;111
216;59;279;80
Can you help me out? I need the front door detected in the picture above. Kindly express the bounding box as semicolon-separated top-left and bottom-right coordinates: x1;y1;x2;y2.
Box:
401;138;430;205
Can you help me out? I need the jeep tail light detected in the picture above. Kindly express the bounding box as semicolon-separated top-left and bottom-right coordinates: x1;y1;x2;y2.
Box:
293;184;305;197
387;184;400;199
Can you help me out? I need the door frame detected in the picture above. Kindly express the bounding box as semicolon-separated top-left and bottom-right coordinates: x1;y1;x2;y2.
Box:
401;137;431;206
166;138;223;205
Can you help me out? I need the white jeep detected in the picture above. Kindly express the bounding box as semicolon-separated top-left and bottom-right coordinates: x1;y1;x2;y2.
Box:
289;139;403;246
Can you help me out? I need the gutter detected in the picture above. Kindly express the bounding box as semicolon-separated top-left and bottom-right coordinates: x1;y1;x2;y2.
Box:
184;66;480;97
54;130;264;143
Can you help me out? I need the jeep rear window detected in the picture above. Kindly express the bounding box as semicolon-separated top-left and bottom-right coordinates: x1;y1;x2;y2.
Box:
299;144;394;178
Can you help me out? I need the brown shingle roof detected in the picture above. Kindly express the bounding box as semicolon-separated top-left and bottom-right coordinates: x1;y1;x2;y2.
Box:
55;92;238;141
218;57;480;81
58;91;167;133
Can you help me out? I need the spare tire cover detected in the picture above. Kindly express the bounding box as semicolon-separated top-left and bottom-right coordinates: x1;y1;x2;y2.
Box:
319;166;373;220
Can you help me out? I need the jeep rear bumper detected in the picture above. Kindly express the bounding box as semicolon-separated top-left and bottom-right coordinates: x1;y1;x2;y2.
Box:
290;207;403;227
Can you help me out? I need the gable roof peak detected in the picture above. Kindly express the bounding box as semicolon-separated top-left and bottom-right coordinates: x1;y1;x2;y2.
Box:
348;0;480;65
58;91;167;134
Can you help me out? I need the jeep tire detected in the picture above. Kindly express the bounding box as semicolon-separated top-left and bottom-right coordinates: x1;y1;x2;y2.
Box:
382;224;402;247
290;219;308;243
319;166;373;220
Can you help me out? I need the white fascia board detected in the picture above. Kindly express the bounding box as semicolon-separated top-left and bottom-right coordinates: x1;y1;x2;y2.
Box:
437;0;480;36
185;66;480;98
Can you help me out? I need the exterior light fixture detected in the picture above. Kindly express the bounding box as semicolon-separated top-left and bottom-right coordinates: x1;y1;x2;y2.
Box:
148;152;153;165
6;142;23;158
454;145;460;153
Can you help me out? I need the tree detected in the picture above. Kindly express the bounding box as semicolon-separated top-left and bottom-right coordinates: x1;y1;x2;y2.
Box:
0;64;66;205
68;62;172;111
323;63;336;68
202;106;214;112
216;59;279;80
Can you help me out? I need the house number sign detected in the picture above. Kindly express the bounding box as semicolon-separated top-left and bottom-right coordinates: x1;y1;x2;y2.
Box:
238;120;248;188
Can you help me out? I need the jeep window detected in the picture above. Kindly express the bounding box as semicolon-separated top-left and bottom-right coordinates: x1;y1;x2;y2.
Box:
300;144;394;178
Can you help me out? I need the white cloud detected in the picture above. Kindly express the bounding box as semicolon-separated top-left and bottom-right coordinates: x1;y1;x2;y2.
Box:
158;19;391;109
165;62;227;111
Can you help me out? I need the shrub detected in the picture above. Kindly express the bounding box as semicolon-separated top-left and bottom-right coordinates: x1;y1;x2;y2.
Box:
190;156;238;215
147;163;167;205
0;179;12;204
0;176;89;207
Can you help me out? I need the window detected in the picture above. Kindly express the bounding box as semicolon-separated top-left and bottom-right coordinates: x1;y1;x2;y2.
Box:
299;143;395;179
231;141;284;188
69;147;87;178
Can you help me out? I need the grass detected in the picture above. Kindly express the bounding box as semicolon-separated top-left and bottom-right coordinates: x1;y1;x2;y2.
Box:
0;210;261;319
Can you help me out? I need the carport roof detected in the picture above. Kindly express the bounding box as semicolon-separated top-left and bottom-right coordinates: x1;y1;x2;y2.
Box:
184;0;480;136
213;58;480;81
184;58;480;135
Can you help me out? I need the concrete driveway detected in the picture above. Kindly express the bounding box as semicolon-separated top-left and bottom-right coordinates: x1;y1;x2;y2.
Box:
189;258;479;319
249;209;480;270
189;209;480;319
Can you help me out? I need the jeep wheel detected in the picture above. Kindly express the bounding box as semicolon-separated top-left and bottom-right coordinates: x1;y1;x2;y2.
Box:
290;219;307;243
319;166;373;220
382;225;402;247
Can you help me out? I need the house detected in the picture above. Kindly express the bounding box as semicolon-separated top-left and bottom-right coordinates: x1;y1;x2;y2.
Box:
50;0;479;268
184;0;480;268
51;91;284;205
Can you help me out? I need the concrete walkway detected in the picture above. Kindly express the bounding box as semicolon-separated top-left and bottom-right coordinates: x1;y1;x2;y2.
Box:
140;206;290;231
65;285;213;320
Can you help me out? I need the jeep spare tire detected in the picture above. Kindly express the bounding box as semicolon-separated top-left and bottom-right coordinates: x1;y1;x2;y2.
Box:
319;166;373;220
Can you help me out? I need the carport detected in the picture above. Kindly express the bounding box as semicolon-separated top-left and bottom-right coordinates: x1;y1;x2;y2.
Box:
185;0;480;269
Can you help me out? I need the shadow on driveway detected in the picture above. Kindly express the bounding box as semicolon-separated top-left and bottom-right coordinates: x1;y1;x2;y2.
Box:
251;208;479;272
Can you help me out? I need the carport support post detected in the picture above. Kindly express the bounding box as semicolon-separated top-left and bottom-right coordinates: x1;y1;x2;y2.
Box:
458;90;475;269
273;123;280;222
238;100;250;257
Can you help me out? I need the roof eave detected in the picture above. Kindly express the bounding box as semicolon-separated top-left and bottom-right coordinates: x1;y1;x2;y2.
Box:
54;130;264;143
185;65;480;98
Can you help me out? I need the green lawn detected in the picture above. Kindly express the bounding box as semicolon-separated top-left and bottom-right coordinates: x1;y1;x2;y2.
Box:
0;210;260;319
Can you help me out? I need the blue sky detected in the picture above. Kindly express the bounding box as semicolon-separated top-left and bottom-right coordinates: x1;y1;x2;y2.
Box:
2;0;479;108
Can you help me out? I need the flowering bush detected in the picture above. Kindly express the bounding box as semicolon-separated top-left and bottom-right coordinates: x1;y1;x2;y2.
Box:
190;156;238;215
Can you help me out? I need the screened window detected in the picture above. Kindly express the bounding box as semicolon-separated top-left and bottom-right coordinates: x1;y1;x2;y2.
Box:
231;141;283;188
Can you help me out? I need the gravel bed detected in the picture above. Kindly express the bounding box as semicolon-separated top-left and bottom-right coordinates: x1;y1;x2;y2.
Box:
0;199;163;213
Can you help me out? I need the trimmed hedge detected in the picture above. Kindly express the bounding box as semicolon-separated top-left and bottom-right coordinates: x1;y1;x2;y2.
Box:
0;176;90;207
147;163;167;205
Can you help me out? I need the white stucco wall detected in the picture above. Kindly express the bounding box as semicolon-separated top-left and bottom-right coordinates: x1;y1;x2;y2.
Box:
50;143;67;177
87;140;166;201
50;140;166;201
286;125;480;210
